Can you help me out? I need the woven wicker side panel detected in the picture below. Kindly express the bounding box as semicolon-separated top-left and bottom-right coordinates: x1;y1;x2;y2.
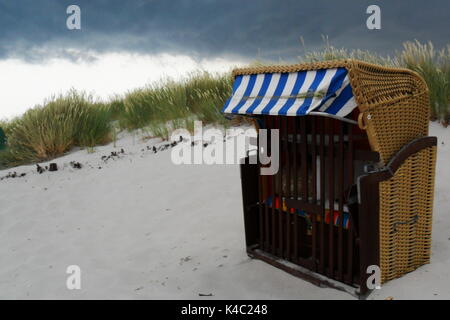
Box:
349;62;421;107
363;92;430;164
348;60;430;164
379;146;436;283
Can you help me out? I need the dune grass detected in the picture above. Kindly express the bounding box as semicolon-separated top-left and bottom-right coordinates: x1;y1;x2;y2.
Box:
396;41;450;123
0;40;448;169
116;72;232;138
0;90;111;167
0;73;231;168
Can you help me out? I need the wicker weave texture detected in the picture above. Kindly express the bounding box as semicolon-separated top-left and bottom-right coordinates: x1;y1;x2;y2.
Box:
347;61;430;164
379;146;436;283
232;60;352;77
357;92;429;164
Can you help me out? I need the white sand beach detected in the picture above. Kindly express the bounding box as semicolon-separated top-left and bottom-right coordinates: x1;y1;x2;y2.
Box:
0;122;449;300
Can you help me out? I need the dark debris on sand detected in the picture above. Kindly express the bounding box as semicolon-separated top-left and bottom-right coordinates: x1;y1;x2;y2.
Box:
36;162;58;173
150;141;181;154
12;138;202;180
70;161;82;169
0;171;26;181
101;149;125;162
36;164;45;174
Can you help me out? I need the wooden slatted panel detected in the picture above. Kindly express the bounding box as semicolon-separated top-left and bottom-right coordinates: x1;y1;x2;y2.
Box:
293;117;299;263
278;117;284;258
300;118;308;202
258;133;265;251
267;116;274;254
346;122;355;284
271;117;277;256
328;118;335;278
264;189;270;252
284;117;291;260
337;122;345;281
252;115;363;287
311;118;318;271
300;117;308;260
319;117;326;274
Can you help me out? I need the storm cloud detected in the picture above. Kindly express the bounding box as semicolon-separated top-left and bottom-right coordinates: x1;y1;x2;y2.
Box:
0;0;449;62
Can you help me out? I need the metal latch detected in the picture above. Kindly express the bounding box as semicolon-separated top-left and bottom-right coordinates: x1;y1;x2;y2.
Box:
392;215;419;233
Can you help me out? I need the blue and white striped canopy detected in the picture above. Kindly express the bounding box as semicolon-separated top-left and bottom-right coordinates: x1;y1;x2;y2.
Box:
222;67;357;117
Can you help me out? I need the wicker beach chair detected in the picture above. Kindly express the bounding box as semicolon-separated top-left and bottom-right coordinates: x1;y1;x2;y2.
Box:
222;60;437;297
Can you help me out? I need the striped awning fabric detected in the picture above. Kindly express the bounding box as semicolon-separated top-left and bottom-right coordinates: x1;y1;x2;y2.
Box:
222;67;357;117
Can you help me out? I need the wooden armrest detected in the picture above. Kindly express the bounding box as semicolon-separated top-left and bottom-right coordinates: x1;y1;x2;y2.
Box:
362;136;437;182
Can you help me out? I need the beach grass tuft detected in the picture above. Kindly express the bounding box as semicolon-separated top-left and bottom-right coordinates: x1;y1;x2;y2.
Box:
0;90;111;166
116;72;232;136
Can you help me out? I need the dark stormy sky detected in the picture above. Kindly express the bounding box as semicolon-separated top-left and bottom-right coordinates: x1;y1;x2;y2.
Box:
0;0;449;62
0;0;448;118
